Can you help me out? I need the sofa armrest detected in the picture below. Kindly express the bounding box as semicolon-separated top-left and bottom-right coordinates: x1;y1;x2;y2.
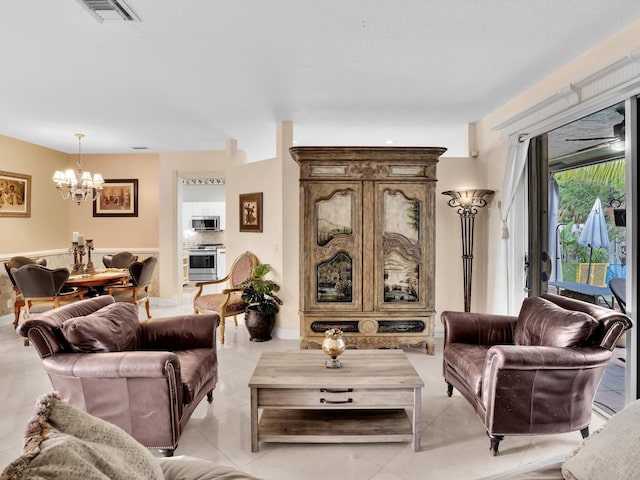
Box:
482;345;612;432
42;351;181;378
442;311;517;346
485;345;612;371
42;351;184;451
141;314;218;350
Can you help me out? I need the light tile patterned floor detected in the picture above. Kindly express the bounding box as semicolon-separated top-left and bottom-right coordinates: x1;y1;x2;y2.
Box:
0;296;613;479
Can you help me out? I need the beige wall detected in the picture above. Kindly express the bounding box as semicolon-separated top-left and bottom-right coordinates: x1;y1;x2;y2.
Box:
434;155;487;315
68;153;160;249
0;135;69;254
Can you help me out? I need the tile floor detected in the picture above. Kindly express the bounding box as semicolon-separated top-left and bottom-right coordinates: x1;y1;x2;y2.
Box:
0;297;609;480
594;347;626;415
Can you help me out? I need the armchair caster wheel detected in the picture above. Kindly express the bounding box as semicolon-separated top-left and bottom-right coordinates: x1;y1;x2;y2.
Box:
207;390;213;403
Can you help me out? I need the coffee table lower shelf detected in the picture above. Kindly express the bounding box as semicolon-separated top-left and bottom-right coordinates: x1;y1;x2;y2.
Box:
257;408;414;445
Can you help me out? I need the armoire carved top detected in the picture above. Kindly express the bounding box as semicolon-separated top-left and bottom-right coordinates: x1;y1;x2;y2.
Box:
290;146;447;181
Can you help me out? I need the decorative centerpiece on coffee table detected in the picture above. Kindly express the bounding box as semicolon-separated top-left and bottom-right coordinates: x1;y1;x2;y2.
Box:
322;327;346;368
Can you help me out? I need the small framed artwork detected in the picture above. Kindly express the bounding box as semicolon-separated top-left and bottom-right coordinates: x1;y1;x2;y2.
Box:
93;179;139;217
0;171;31;217
239;192;263;232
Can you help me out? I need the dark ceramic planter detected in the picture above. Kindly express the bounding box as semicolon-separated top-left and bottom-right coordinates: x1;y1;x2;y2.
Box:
245;309;275;342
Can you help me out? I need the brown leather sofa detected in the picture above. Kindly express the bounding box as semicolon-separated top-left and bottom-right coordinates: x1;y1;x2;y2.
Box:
17;295;219;456
442;293;632;455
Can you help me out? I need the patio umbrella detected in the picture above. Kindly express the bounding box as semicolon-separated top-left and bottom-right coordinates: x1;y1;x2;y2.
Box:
578;197;609;284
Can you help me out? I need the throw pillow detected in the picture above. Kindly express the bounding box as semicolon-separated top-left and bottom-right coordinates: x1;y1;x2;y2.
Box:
514;296;599;347
59;302;139;353
0;392;164;480
561;399;640;480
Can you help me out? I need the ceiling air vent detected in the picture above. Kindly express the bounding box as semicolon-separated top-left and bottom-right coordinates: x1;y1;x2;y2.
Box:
76;0;140;23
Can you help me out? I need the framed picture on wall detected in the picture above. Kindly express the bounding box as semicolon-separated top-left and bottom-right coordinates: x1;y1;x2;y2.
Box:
0;171;31;217
239;192;263;232
93;179;138;217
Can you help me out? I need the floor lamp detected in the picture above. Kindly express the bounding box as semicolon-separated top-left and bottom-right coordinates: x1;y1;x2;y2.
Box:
442;189;494;312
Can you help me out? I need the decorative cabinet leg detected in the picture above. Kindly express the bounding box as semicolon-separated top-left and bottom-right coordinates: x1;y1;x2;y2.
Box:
489;434;504;456
580;426;589;439
446;383;454;397
426;338;436;355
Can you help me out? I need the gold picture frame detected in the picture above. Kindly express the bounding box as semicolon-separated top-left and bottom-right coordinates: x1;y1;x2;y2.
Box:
239;192;263;232
0;171;31;217
93;179;138;217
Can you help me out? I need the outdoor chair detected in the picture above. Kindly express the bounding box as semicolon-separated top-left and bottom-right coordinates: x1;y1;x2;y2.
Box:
609;277;627;313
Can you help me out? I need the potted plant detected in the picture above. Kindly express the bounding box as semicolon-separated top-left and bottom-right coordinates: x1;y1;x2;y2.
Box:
238;263;283;342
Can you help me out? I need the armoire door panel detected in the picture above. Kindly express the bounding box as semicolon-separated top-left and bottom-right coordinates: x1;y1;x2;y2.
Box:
304;182;362;312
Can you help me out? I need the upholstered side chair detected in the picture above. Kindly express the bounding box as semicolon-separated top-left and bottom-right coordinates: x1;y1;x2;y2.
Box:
193;251;258;344
11;264;86;345
4;256;47;327
105;256;157;319
102;251;138;269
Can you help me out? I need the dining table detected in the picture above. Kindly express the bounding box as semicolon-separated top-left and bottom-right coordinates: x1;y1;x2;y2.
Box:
65;269;130;296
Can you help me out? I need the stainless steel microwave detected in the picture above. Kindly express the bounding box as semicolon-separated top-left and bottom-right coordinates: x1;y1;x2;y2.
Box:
191;216;220;231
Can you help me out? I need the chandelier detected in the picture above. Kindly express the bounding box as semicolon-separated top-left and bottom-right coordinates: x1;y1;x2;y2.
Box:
52;134;104;204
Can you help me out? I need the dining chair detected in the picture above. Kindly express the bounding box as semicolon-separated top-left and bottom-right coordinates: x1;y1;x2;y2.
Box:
105;256;157;318
11;264;86;342
102;251;138;269
193;251;258;344
4;256;47;327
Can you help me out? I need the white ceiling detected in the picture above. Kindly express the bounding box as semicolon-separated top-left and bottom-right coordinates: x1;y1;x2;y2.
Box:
1;0;640;160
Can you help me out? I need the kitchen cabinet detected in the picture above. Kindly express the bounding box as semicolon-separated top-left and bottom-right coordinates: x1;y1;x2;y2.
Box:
290;146;446;355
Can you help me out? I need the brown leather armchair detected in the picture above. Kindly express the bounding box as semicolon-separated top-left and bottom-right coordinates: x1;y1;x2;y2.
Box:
4;256;47;327
442;293;632;455
17;295;219;456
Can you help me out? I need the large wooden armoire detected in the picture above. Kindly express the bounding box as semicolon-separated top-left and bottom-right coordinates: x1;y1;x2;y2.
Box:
290;146;446;354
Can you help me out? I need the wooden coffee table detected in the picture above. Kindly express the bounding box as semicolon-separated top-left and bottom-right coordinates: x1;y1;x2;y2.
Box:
248;349;424;452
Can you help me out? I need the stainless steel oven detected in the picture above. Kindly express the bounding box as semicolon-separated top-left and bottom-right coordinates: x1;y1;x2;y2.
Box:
188;245;219;281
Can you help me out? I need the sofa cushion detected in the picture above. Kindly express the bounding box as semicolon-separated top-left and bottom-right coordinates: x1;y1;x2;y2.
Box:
561;398;640;480
174;349;218;404
0;392;163;480
444;343;490;396
60;302;140;353
514;296;599;347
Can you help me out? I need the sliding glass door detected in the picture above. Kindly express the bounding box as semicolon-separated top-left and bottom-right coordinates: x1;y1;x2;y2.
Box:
528;100;636;414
